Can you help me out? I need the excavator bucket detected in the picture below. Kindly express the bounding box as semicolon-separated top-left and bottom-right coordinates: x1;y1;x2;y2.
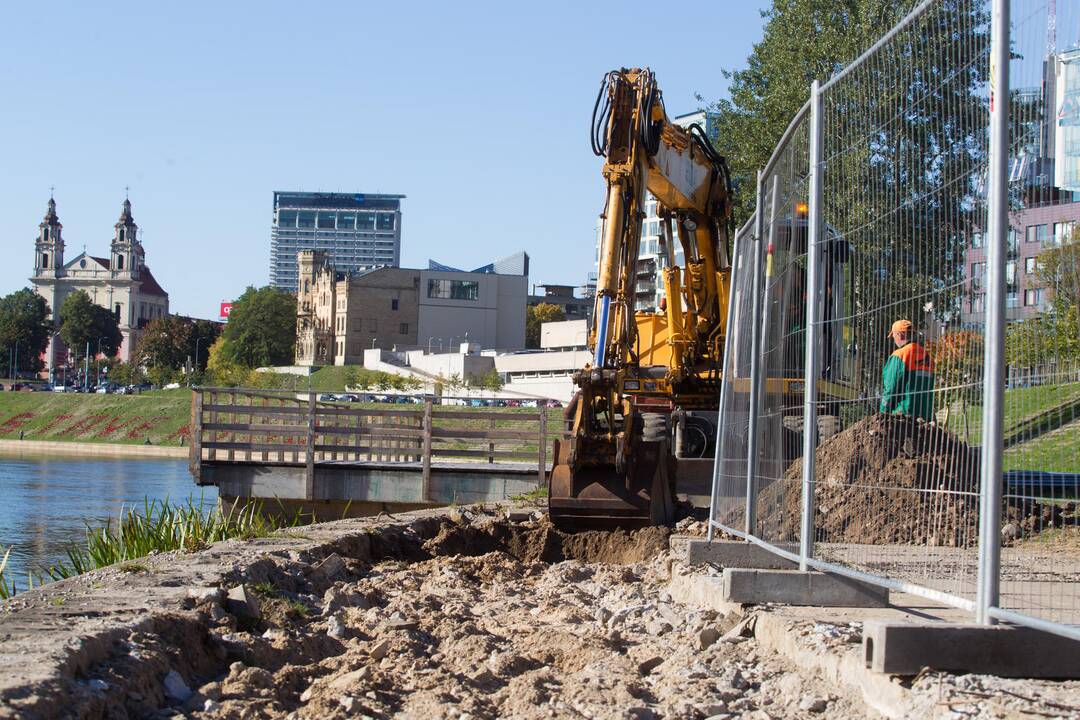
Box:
547;437;675;530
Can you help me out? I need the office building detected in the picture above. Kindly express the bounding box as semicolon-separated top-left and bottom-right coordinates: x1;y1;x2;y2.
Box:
270;191;404;292
295;250;528;366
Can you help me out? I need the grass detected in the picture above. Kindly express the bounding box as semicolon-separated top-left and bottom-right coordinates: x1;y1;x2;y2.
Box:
946;381;1080;445
0;496;303;600
1003;420;1080;474
0;388;191;445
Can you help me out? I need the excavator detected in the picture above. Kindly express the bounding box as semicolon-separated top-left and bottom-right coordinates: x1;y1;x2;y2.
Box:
549;68;735;528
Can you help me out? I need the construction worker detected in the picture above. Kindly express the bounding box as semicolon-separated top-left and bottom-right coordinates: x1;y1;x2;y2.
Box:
880;319;935;422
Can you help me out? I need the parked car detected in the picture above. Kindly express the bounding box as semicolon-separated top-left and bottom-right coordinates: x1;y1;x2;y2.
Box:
318;393;337;402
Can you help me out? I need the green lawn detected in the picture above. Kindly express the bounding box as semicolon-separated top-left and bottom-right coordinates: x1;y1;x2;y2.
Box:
0;388;191;445
946;381;1080;444
1003;420;1080;474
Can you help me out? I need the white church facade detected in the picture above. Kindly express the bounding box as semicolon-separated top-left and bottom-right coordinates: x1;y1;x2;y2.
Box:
30;197;169;374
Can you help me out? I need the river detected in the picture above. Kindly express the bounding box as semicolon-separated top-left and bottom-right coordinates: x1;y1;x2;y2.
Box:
0;455;213;588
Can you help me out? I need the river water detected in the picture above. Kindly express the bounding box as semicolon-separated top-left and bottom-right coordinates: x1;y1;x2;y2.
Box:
0;455;214;588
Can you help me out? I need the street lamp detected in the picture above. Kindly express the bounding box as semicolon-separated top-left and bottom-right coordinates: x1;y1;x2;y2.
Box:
96;336;108;387
193;336;208;386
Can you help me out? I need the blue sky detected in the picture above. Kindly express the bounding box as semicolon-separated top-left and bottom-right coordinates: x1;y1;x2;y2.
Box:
1;1;769;319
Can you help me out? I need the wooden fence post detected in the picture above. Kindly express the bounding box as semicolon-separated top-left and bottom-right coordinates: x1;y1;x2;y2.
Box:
189;390;202;478
422;398;433;501
537;409;547;487
305;393;316;500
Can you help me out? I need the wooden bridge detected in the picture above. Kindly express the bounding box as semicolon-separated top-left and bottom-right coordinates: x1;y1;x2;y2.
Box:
188;388;553;513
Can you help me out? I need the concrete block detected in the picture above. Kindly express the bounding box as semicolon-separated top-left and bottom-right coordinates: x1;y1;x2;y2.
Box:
722;569;888;607
863;620;1080;678
686;539;797;569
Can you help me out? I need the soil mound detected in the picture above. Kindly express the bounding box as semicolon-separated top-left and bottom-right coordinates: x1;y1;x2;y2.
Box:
778;413;982;546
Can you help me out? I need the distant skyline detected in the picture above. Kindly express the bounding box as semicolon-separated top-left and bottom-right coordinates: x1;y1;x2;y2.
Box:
1;1;769;319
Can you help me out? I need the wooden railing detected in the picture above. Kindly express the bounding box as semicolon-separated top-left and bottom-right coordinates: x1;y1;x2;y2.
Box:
189;388;550;497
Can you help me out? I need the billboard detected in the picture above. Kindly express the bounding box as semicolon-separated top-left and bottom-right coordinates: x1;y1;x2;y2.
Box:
1055;50;1080;192
219;302;233;321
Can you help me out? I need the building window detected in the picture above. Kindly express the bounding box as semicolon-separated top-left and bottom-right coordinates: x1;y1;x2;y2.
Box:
119;228;125;242
376;214;395;231
298;212;316;228
1054;221;1075;245
337;213;355;230
1025;257;1037;274
399;323;409;335
970;294;984;313
391;298;399;311
116;254;124;270
427;279;479;301
972;232;983;248
278;211;297;228
1006;291;1019;309
1024;289;1043;306
114;303;121;321
357;213;376;231
1005;260;1016;288
41;253;49;269
970;262;985;290
317;213;335;229
1025;224;1047;244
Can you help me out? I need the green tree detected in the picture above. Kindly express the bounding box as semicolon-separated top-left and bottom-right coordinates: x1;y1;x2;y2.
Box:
205;336;249;387
59;290;122;362
134;316;193;373
218;286;297;368
0;288;51;377
526;303;566;349
189;319;223;371
468;367;504;393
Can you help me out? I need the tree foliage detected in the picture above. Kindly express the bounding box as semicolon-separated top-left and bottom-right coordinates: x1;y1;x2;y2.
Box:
134;316;193;372
525;303;566;349
59;290;122;361
0;288;51;376
218;286;297;368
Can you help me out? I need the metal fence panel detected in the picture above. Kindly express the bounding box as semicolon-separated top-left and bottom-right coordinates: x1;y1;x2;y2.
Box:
990;0;1080;632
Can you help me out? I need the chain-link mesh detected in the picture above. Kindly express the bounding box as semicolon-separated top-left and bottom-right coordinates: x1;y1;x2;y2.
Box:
754;114;813;547
711;216;759;530
806;0;991;606
992;0;1080;629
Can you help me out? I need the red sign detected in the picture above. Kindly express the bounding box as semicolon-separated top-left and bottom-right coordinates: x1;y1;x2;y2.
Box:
219;302;233;320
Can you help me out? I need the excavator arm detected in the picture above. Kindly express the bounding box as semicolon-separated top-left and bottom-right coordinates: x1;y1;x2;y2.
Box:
549;68;734;528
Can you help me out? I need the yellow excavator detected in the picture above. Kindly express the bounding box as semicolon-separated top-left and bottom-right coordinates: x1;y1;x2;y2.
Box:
549;68;734;528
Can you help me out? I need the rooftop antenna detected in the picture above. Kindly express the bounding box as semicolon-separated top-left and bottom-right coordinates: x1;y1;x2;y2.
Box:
49;185;55;199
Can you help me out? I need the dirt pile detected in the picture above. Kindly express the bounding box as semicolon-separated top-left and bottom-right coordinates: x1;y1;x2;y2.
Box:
777;413;982;546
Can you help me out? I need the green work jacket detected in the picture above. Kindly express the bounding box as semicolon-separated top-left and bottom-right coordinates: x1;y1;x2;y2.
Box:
880;341;935;421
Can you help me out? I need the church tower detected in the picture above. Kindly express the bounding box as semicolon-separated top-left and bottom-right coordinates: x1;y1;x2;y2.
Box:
34;196;64;277
111;197;143;278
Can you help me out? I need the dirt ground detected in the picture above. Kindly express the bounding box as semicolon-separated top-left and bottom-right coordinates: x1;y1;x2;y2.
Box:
66;512;874;720
775;413;1077;547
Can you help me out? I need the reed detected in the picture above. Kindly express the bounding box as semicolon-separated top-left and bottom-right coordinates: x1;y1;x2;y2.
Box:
0;496;302;599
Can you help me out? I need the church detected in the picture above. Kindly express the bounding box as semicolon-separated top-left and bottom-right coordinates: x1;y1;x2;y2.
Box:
30;196;169;374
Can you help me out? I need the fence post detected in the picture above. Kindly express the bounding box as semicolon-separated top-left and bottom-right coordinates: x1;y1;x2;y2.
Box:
305;393;316;501
744;170;767;535
189;390;202;479
800;79;825;571
976;0;1009;626
537;409;548;488
422;398;433;501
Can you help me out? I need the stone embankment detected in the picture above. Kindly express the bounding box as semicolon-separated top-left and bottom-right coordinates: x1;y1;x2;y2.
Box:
1;507;1078;719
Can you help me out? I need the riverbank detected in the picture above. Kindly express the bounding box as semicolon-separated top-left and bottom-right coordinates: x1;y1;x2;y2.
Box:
0;438;185;458
0;389;191;446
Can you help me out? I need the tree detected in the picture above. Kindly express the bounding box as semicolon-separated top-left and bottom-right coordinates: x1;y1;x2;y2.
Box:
205;336;249;387
134;316;193;373
1036;234;1080;318
928;330;983;431
59;290;122;362
706;0;988;391
189;319;223;371
218;286;297;368
525;303;566;349
468;367;504;393
0;288;51;377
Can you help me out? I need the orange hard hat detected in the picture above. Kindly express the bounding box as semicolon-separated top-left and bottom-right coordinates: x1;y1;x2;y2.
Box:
889;319;913;335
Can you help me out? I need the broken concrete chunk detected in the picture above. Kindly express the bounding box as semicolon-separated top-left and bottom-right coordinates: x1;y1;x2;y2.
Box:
798;696;828;713
186;586;223;604
308;553;346;583
162;670;191;703
698;626;721;650
225;585;262;626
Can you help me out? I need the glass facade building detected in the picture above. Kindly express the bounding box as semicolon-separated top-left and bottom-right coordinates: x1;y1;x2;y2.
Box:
270;191;404;292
